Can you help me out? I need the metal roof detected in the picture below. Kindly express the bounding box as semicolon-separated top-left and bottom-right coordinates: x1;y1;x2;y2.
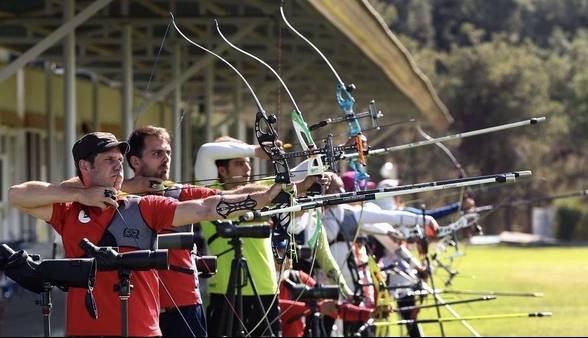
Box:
0;0;452;141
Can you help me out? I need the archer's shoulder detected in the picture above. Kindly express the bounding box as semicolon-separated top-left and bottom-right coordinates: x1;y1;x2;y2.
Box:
137;194;179;207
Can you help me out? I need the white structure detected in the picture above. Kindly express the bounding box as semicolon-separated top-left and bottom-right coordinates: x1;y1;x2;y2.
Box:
532;206;556;238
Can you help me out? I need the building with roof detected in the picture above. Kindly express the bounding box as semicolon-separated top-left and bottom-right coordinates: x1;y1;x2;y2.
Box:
0;0;451;243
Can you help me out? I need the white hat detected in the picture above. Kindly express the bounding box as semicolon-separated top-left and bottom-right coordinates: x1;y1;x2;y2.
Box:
378;178;400;189
374;178;400;210
380;161;398;180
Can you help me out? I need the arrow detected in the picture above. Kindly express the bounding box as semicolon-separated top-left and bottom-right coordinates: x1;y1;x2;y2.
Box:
344;117;546;158
394;295;496;312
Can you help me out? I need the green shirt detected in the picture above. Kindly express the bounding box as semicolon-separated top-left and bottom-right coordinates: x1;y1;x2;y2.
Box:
201;182;277;296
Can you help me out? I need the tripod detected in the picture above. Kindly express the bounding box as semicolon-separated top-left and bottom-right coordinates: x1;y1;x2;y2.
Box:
219;236;275;337
306;297;336;337
37;283;53;337
114;269;133;337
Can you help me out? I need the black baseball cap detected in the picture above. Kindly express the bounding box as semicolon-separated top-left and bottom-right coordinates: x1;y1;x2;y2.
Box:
72;132;129;166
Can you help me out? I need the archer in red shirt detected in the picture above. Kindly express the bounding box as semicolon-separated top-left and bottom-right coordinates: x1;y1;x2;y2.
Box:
9;132;286;337
279;269;373;337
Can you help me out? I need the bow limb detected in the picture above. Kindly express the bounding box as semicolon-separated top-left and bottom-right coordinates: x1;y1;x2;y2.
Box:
173;16;296;267
214;19;325;182
172;16;293;337
367;255;408;337
416;124;467;179
215;19;331;262
170;14;291;184
280;5;371;190
416;123;471;216
434;213;481;239
171;16;291;181
290;110;325;178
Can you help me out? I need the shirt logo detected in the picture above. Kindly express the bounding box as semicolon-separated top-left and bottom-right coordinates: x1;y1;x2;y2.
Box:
123;228;140;239
78;210;91;224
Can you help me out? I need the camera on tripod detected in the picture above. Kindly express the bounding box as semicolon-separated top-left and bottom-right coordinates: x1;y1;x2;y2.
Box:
157;232;198;250
156;232;217;278
0;243;96;293
80;238;168;271
80;238;170;337
216;220;271;239
1;242;98;337
210;221;273;336
288;283;340;301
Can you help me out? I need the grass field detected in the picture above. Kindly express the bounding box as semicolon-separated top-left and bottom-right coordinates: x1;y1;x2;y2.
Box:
387;245;588;337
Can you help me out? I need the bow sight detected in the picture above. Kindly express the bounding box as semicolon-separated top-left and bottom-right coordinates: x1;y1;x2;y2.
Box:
308;100;383;132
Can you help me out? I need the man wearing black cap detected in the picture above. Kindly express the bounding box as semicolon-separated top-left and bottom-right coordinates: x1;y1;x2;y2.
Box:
9;132;286;337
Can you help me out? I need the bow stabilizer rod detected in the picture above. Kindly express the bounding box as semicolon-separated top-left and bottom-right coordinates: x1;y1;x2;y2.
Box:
443;289;544;297
393;295;497;313
297;171;531;204
344;117;546;158
241;171;531;221
356;312;552;333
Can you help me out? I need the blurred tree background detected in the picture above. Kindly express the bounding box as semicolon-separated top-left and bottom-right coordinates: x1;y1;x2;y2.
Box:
368;0;588;239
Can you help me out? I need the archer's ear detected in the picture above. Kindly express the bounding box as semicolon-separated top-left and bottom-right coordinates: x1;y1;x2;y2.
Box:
217;166;228;180
78;159;91;173
129;155;141;171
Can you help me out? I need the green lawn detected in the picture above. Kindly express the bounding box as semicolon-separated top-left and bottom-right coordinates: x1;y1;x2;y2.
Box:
388;245;588;337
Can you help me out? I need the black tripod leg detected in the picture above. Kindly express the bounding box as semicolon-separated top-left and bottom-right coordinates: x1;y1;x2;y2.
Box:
222;257;241;337
236;260;245;336
41;287;52;337
243;261;276;337
312;313;322;337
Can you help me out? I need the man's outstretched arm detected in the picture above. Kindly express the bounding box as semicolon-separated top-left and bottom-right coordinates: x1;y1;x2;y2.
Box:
172;183;287;226
9;182;118;221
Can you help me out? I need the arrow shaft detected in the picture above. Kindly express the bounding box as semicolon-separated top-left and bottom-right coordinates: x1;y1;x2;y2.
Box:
344;117;546;158
371;312;552;326
443;289;544;297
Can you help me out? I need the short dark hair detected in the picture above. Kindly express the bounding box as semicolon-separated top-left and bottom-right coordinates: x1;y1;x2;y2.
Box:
213;136;246;174
215;159;231;170
127;126;171;170
72;132;128;182
75;152;98;180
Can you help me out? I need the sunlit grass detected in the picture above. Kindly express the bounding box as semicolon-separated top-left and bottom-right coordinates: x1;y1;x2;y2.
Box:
385;245;588;337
